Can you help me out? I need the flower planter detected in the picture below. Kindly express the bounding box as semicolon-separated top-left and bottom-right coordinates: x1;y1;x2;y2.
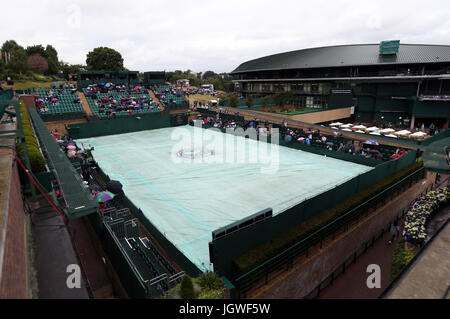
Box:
402;187;449;245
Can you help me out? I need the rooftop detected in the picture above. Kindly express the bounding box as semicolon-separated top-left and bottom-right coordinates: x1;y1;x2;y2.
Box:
231;44;450;74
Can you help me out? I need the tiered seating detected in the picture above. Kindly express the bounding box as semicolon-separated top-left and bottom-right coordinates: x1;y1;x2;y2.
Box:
34;88;86;120
103;206;183;296
83;89;161;119
151;85;187;106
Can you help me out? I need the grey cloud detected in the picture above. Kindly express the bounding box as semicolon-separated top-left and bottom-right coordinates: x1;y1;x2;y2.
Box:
1;0;449;73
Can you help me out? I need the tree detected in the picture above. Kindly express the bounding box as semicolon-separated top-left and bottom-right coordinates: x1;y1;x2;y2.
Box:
45;45;60;75
180;276;195;299
26;45;47;58
261;95;272;107
27;54;48;73
0;58;5;74
7;46;29;74
203;70;217;80
245;95;254;107
284;91;294;106
60;61;84;75
1;40;29;75
218;95;228;106
1;40;21;54
272;93;282;106
86;47;124;71
229;94;239;108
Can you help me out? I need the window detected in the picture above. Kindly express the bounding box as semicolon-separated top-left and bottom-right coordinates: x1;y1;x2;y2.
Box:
291;83;298;92
262;83;271;92
311;83;319;93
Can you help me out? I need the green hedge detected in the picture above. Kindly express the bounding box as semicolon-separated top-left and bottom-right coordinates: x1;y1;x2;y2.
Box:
232;160;424;277
17;101;47;173
390;237;415;281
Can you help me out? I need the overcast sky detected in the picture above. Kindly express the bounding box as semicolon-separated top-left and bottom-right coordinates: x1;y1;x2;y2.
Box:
2;0;450;73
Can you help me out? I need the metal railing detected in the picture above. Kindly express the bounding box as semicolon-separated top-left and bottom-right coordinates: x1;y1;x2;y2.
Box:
234;166;425;298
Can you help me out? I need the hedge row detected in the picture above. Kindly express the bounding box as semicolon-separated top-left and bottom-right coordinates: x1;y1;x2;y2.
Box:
232;160;424;277
390;237;415;281
17;101;47;173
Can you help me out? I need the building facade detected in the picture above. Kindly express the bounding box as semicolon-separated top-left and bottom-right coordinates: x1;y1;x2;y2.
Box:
231;42;450;129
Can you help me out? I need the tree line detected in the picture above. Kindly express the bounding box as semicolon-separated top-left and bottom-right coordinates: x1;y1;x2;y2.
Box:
166;70;234;92
0;41;235;93
0;41;127;82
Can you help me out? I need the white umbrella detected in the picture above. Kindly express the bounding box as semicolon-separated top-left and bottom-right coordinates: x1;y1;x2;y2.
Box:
395;130;411;136
366;126;379;131
353;125;367;130
370;132;381;135
410;131;427;137
341;128;352;132
385;134;398;138
331;127;338;130
410;132;428;139
340;124;353;128
379;128;396;134
330;122;342;126
355;130;365;133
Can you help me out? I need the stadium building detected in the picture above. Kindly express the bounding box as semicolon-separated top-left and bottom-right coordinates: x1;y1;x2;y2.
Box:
231;41;450;129
1;49;449;299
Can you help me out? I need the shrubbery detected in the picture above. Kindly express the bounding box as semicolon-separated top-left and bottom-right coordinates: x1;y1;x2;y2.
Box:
390;237;415;281
179;275;195;299
232;160;424;277
164;272;225;299
17;101;47;173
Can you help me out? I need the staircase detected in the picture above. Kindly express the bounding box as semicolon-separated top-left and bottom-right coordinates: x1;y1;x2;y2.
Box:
148;89;165;111
78;91;94;117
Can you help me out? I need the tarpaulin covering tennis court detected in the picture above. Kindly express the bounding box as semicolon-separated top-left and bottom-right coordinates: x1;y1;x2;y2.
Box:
77;125;372;271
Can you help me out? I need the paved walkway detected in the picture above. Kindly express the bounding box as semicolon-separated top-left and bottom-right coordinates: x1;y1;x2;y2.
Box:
318;225;401;299
67;217;114;299
31;199;90;299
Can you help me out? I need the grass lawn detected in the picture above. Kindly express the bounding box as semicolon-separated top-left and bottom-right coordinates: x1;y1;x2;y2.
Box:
2;74;77;90
1;79;76;91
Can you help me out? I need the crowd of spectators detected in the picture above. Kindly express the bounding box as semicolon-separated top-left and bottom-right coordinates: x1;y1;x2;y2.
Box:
151;84;187;106
281;125;388;160
193;114;238;130
84;83;158;117
193;111;400;161
35;86;80;113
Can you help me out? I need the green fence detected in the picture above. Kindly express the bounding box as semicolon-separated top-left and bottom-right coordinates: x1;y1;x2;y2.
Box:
209;148;418;280
418;128;450;146
233;166;425;298
28;108;98;219
422;137;450;174
67;112;172;139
